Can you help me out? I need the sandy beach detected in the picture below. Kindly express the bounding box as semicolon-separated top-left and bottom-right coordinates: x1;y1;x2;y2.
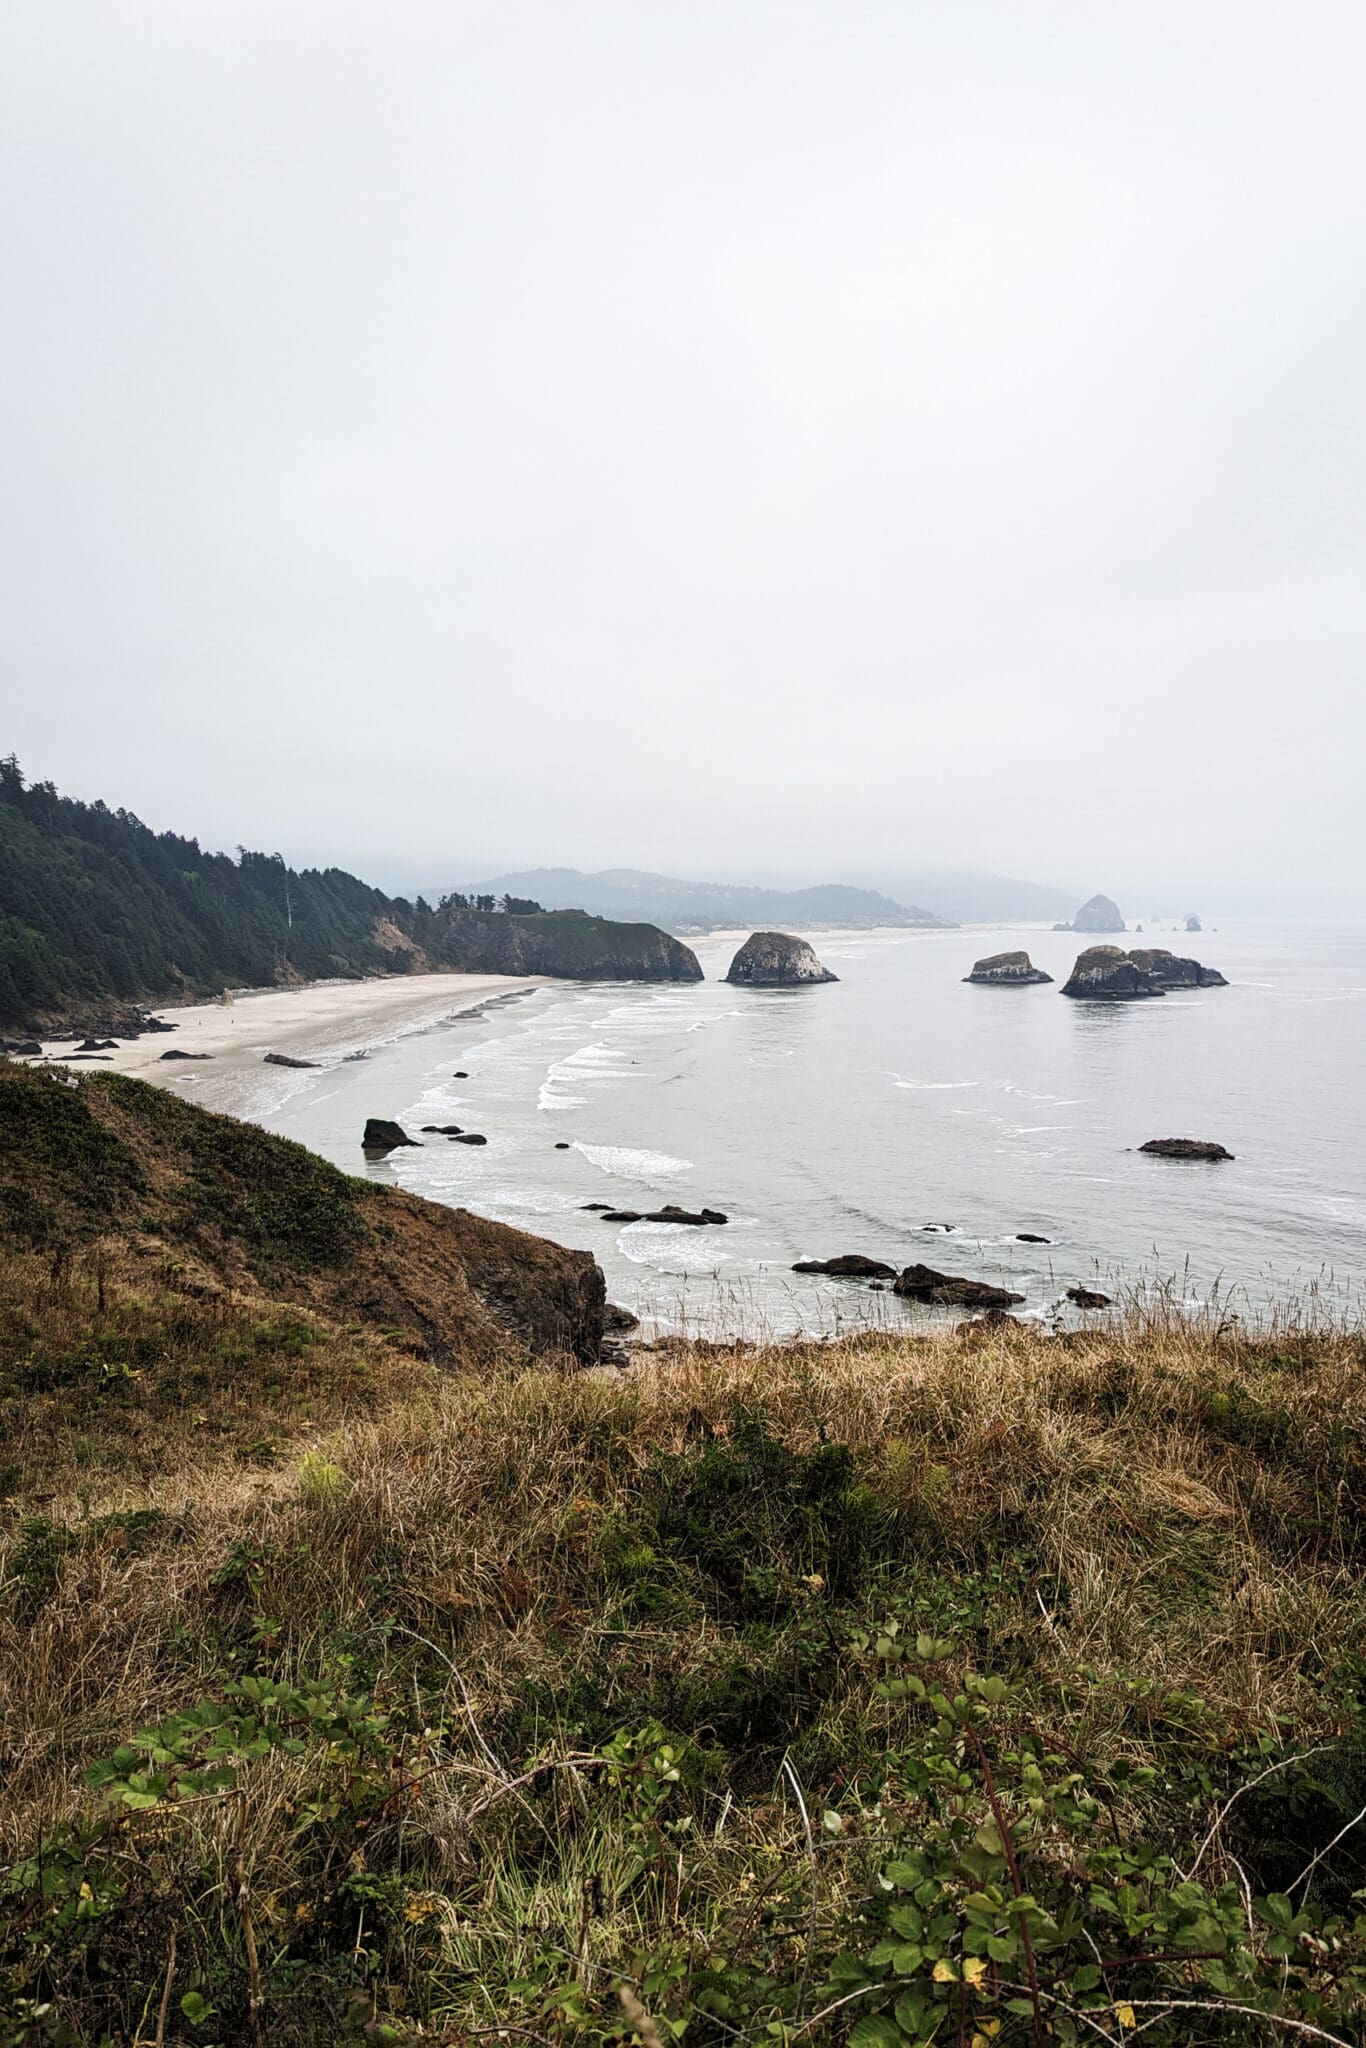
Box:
33;972;544;1096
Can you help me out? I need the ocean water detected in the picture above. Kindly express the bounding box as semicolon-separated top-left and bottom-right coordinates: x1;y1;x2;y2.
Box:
230;923;1365;1336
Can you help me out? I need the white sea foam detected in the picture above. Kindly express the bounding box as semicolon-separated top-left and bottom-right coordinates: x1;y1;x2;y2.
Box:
575;1142;692;1179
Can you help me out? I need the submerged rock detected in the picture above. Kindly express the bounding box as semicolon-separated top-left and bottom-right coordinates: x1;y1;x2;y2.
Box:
449;1132;488;1145
1127;948;1228;990
1066;1286;1113;1309
264;1052;320;1068
965;950;1053;986
362;1118;420;1152
724;931;838;986
893;1263;1025;1309
1060;946;1167;1001
1016;1232;1052;1244
421;1124;463;1134
1140;1137;1234;1161
792;1254;898;1279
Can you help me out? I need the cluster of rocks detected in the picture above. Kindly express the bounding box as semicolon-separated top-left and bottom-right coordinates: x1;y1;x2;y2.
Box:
581;1201;728;1226
724;931;838;985
1060;946;1227;1000
964;942;1227;997
789;1249;1129;1320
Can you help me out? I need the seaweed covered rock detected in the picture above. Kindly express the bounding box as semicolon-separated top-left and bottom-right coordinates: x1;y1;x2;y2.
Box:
724;932;838;986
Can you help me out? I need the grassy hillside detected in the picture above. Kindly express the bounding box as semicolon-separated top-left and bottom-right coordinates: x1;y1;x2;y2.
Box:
0;1061;606;1366
0;762;701;1031
3;1222;1364;2042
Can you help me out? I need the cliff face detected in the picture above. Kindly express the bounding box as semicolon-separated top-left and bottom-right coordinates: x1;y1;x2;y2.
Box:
0;1062;606;1365
724;931;838;985
435;907;703;982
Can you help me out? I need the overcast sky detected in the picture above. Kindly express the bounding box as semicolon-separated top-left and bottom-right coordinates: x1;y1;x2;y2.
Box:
2;2;1363;909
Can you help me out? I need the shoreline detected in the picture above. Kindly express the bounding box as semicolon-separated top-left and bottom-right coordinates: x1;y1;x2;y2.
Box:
30;971;547;1088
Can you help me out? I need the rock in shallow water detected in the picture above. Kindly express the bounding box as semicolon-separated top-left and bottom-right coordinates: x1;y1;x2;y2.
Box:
792;1254;898;1279
1140;1137;1234;1161
724;931;838;986
894;1263;1025;1308
363;1118;420;1152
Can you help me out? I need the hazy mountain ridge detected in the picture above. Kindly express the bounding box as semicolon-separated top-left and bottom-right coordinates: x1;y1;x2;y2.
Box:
457;866;952;933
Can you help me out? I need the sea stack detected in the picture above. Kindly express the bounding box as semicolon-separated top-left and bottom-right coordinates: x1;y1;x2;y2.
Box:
1055;893;1126;933
1060;946;1166;1000
964;950;1053;986
724;931;838;986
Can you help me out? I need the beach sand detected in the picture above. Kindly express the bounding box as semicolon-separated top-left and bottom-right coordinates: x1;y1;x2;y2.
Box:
32;973;544;1096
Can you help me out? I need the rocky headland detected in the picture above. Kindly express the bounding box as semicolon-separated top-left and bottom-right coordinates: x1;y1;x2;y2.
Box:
723;931;838;986
964;950;1053;986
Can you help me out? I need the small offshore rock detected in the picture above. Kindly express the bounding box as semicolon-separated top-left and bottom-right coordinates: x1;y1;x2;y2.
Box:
792;1254;898;1279
1140;1137;1234;1161
894;1263;1025;1308
581;1202;614;1212
76;1037;119;1051
956;1307;1024;1335
1061;945;1167;1001
554;1141;571;1149
603;1302;640;1334
724;930;838;986
264;1052;320;1068
1;1040;43;1056
362;1118;420;1151
449;1132;488;1145
1066;1286;1112;1309
421;1124;463;1134
160;1048;213;1060
964;950;1053;986
602;1209;643;1223
1016;1232;1052;1244
452;1070;470;1078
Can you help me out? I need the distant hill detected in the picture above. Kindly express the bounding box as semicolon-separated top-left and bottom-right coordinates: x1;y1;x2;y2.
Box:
456;867;950;933
0;759;699;1030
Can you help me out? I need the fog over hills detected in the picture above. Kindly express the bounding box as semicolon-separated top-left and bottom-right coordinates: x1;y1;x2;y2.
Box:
453;868;950;934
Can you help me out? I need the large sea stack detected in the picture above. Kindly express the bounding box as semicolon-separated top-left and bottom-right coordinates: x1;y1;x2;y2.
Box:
1060;946;1166;1000
724;931;838;986
1055;893;1126;933
964;950;1053;986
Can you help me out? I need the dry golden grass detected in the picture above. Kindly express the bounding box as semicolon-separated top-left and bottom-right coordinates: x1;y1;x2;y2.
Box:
2;1247;1364;2042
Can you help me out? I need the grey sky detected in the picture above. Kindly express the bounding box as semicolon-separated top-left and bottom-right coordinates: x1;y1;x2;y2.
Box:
2;2;1364;910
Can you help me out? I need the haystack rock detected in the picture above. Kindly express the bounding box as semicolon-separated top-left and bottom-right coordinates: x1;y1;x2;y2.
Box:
1072;893;1126;933
724;931;838;986
964;950;1053;987
1060;946;1166;1000
1185;914;1202;932
1127;949;1227;990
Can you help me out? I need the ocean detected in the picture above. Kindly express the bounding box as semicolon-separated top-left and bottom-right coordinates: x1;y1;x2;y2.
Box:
232;922;1365;1336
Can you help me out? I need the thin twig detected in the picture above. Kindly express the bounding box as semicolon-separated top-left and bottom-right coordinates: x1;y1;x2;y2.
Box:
782;1755;819;2022
1186;1747;1335;1878
1290;1800;1366;1905
965;1724;1043;2048
1057;1997;1354;2047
